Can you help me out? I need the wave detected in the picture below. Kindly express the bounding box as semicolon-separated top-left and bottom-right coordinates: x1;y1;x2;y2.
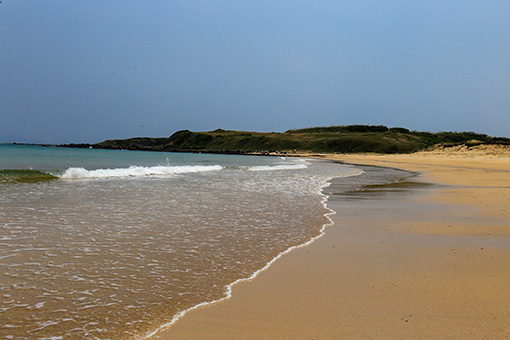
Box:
59;165;223;179
1;161;310;183
0;169;58;184
249;163;309;171
141;165;337;340
248;159;310;172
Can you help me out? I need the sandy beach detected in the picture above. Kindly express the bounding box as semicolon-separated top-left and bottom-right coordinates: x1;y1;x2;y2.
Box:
153;147;510;340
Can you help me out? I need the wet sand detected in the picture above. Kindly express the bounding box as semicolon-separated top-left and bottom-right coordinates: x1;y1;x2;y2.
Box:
152;152;510;339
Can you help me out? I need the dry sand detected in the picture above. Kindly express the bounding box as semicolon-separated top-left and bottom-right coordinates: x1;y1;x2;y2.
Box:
152;148;510;340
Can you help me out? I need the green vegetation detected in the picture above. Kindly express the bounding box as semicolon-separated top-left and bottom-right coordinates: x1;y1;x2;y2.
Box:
91;137;171;151
91;125;510;154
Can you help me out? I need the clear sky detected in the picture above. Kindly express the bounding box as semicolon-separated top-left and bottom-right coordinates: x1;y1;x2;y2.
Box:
1;0;509;144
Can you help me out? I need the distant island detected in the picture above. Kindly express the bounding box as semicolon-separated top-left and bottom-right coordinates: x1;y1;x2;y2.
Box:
64;125;510;155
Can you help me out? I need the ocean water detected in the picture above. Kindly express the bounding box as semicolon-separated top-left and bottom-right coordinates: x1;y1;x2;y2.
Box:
0;144;363;339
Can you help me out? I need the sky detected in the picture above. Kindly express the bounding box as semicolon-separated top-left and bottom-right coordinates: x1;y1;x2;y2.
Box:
1;0;509;144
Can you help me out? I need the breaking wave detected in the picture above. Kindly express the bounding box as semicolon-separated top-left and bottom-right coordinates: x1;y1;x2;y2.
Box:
249;163;309;171
58;159;311;179
60;165;224;179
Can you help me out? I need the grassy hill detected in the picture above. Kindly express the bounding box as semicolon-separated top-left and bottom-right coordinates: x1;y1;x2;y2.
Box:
91;125;510;154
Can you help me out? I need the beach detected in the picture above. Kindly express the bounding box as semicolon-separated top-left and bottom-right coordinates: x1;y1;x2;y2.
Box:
0;145;358;339
153;148;510;339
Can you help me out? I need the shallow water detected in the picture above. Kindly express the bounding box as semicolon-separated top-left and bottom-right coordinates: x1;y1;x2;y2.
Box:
0;145;363;339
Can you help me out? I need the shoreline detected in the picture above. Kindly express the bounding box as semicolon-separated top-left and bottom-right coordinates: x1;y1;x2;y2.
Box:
143;160;355;339
142;179;337;340
152;151;510;339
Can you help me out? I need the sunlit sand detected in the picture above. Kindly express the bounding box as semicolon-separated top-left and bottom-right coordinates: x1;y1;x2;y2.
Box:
154;145;510;339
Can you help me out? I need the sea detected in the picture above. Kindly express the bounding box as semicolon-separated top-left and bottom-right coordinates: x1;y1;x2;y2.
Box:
0;144;374;340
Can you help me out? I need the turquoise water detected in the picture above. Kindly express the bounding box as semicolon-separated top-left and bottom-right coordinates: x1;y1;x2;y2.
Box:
0;143;282;172
0;144;296;183
0;144;362;339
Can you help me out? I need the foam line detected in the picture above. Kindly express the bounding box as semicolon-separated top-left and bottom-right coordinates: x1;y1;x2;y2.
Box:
249;163;309;171
141;168;363;340
59;165;223;179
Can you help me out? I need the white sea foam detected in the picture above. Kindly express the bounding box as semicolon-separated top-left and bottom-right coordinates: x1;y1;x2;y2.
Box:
34;302;46;309
1;149;368;340
248;158;310;171
59;165;223;179
249;163;309;171
141;167;360;340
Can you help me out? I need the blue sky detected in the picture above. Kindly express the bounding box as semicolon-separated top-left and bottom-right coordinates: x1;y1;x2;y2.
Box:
1;0;509;143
